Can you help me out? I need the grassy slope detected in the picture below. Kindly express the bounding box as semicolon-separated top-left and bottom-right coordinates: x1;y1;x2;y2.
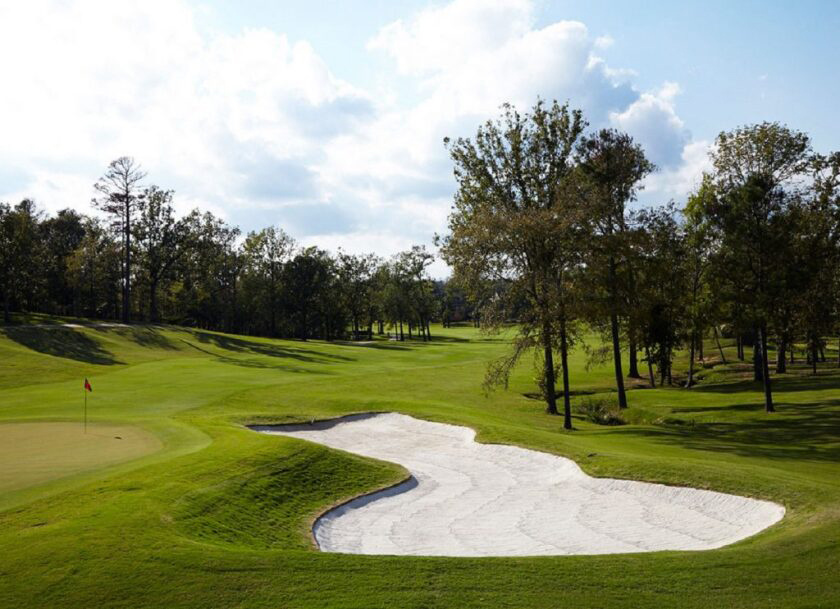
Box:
0;319;839;608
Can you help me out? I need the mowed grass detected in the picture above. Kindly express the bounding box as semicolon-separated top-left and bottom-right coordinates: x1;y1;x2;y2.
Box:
0;319;839;608
0;422;161;497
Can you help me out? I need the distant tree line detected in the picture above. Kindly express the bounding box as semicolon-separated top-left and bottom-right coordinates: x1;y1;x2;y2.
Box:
0;157;479;341
440;100;840;427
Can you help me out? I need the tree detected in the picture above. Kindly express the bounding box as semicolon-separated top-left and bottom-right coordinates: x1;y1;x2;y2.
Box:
393;246;436;341
67;217;122;319
338;251;380;339
176;212;241;331
795;152;840;374
0;200;45;322
440;100;586;419
40;209;86;316
92;157;146;323
682;179;716;387
283;247;333;341
703;122;814;412
576;129;654;409
243;227;295;336
135;186;192;322
632;204;688;387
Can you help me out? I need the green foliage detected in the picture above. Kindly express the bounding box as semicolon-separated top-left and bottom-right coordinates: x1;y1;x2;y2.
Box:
574;395;626;425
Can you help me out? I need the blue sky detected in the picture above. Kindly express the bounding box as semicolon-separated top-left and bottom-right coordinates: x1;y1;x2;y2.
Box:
1;0;838;275
199;0;840;148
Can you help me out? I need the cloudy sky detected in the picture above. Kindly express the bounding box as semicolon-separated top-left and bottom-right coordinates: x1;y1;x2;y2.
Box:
1;0;838;275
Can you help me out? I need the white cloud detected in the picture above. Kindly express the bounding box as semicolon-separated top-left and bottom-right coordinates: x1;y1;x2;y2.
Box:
0;0;708;274
643;140;713;200
609;82;688;168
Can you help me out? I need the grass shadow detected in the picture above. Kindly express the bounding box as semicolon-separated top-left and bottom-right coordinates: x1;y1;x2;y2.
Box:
188;331;355;364
2;326;120;365
105;326;178;350
695;373;840;395
620;399;840;463
214;355;333;374
333;340;412;351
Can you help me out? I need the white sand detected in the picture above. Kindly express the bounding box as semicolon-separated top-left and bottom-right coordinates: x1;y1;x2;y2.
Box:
254;413;784;557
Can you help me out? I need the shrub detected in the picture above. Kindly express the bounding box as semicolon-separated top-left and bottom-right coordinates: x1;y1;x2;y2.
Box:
574;396;625;426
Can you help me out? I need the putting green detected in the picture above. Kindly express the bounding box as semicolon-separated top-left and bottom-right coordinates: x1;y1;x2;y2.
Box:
0;421;162;494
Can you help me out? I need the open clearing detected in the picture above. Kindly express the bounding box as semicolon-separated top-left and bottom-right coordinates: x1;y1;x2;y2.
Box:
0;421;162;494
0;321;839;608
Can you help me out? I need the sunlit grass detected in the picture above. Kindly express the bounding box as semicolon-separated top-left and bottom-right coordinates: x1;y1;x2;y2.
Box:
0;319;838;608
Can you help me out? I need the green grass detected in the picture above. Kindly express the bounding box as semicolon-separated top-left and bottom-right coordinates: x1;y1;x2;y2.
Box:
1;319;839;608
0;421;161;495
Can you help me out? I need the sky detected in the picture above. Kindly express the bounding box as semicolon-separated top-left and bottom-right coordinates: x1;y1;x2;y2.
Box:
1;0;838;276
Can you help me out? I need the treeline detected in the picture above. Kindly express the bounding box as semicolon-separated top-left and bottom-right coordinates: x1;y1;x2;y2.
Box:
440;101;840;427
0;158;477;340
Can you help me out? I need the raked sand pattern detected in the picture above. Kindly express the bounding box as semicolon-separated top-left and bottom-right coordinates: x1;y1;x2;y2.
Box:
253;413;785;557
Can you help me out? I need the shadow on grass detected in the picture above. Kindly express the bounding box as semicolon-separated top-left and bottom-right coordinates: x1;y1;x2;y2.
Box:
107;326;179;350
2;326;120;365
332;340;412;351
214;355;333;374
695;373;840;395
621;399;840;463
187;331;355;364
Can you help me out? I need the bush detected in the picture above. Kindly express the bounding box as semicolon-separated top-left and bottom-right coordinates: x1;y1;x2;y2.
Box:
574;396;625;426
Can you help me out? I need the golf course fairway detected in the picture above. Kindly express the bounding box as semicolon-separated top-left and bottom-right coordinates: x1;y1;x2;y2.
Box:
1;319;839;608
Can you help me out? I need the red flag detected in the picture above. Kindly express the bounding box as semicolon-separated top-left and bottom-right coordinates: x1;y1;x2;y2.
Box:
84;378;92;392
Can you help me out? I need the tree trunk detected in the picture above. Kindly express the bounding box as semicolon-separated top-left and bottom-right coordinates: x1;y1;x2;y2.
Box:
753;340;763;382
559;317;572;429
687;329;696;388
776;337;787;374
812;337;818;375
698;332;704;361
426;321;432;341
608;257;628;409
645;344;656;387
737;335;744;361
149;278;159;323
610;312;628;408
399;320;404;341
628;330;641;378
123;205;131;324
759;325;774;413
713;326;727;364
660;354;667;386
541;320;558;415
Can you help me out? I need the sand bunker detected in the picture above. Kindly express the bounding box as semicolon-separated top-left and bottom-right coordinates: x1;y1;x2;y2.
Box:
253;413;784;556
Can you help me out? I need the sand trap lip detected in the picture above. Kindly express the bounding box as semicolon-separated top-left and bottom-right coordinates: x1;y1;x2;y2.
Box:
252;413;785;557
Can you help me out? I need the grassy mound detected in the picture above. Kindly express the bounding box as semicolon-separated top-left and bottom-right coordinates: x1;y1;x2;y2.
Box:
172;440;403;550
